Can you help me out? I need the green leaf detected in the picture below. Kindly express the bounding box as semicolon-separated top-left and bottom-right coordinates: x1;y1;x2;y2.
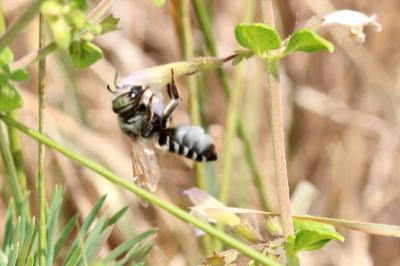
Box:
54;214;78;258
0;83;23;112
46;188;64;266
0;48;13;65
2;201;15;250
104;229;158;263
49;18;71;49
104;206;129;229
292;220;344;252
235;23;281;56
63;195;107;265
9;69;29;81
232;50;254;65
69;0;88;12
153;0;167;6
283;29;334;56
69;40;103;69
64;8;86;30
98;15;120;35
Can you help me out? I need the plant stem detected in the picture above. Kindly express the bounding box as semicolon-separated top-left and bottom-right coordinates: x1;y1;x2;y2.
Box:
267;59;294;238
12;42;57;70
178;0;210;255
178;0;207;189
0;124;23;214
261;0;294;240
37;12;47;266
192;1;271;211
0;0;44;53
6;111;28;197
0;0;28;201
0;114;280;266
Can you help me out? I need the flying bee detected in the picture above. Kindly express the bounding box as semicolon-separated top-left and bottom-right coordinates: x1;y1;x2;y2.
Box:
108;70;217;205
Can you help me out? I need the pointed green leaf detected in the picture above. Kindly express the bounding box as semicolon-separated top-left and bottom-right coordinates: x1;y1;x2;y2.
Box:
104;229;158;263
235;23;281;56
46;188;64;266
10;69;29;82
283;29;334;56
0;83;23;112
104;206;129;229
0;48;13;65
63;195;107;265
292;220;344;252
54;214;78;258
69;0;88;12
83;215;109;263
3;201;15;250
98;15;120;35
69;40;103;69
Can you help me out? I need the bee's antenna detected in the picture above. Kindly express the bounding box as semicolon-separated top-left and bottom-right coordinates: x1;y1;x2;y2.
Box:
107;84;115;93
114;71;119;88
107;71;120;93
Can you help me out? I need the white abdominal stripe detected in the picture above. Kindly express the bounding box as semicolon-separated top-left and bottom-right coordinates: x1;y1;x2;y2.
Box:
159;125;217;162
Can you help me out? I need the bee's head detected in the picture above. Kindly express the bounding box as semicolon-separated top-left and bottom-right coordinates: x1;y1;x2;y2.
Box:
111;85;144;113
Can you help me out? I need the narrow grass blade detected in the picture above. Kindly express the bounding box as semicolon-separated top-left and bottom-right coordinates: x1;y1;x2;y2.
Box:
17;219;35;266
82;216;110;264
63;195;107;265
104;206;129;229
3;201;15;250
7;243;19;266
46;187;64;266
103;229;158;263
54;214;79;258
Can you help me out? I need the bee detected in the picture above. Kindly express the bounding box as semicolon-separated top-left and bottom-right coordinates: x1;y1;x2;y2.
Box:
108;70;217;205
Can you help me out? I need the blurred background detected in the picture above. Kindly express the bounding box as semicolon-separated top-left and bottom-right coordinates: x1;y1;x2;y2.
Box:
1;0;400;265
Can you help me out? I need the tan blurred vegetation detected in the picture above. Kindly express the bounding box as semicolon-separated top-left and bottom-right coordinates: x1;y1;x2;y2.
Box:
1;0;400;265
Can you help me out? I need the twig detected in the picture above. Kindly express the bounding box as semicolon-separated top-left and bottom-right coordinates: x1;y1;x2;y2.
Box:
37;12;47;266
261;0;294;240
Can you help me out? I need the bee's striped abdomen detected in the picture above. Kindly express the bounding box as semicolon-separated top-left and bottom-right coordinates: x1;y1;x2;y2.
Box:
159;125;217;162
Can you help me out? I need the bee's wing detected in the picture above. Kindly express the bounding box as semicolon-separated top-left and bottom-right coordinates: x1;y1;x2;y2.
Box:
130;138;160;206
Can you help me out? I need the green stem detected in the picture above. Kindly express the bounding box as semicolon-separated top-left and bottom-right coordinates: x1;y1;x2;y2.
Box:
0;0;28;201
0;123;23;214
6;111;28;197
178;0;207;189
0;114;280;266
219;63;245;204
0;0;44;53
267;59;294;239
192;1;270;211
12;42;57;70
37;12;47;266
261;0;294;240
178;0;210;254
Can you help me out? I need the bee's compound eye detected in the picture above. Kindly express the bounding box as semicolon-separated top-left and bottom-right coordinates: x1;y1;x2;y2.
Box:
129;91;136;98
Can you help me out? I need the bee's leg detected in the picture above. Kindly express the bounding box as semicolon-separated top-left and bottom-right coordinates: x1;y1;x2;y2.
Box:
162;69;180;128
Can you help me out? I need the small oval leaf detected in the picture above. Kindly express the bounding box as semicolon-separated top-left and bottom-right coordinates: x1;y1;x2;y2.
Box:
10;69;30;81
283;29;334;56
235;23;281;56
292;220;344;252
0;48;14;65
0;83;23;111
69;40;103;69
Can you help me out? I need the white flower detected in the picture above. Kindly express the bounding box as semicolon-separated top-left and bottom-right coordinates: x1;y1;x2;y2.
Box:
322;10;382;42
